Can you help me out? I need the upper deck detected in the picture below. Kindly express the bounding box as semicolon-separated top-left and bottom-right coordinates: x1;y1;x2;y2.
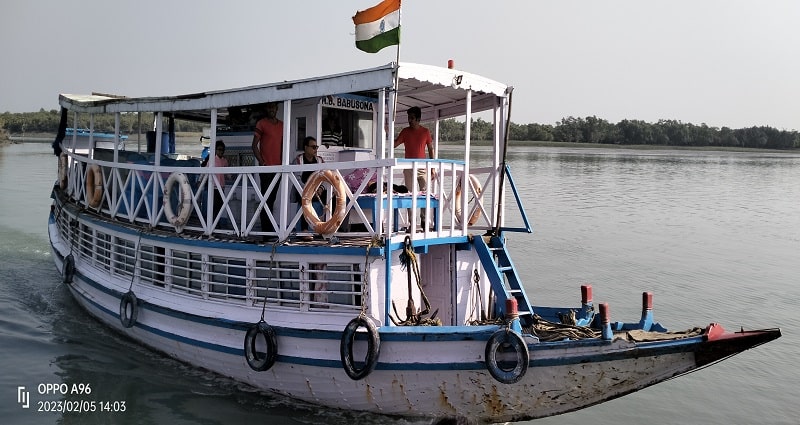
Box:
55;62;515;248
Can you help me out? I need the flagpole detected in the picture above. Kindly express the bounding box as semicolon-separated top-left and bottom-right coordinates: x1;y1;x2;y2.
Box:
391;1;402;124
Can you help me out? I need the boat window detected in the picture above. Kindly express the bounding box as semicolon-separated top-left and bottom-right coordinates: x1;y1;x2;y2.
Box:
320;108;374;149
209;257;247;299
169;250;203;293
321;95;375;149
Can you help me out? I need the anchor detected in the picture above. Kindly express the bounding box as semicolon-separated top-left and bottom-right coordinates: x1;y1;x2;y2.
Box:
390;236;440;326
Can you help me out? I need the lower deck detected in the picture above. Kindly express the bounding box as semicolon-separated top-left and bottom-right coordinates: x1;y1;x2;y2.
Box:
51;186;487;329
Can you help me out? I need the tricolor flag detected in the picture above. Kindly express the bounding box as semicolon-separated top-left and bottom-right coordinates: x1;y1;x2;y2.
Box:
353;0;401;53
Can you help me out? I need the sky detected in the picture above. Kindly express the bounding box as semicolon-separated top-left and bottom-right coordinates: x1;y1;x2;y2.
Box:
2;0;799;130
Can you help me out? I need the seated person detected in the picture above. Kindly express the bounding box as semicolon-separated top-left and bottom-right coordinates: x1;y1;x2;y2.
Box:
294;137;324;232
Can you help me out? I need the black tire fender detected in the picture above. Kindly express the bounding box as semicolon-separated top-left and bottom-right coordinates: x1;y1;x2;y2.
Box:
62;253;75;284
119;291;138;328
244;321;278;371
340;316;380;380
485;328;529;384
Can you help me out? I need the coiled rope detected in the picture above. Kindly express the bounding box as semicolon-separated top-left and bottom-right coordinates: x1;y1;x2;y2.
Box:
390;236;441;326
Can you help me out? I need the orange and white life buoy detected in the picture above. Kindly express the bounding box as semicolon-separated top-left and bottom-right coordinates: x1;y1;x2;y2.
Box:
301;170;347;236
58;153;68;190
85;164;103;208
454;174;482;226
164;172;192;231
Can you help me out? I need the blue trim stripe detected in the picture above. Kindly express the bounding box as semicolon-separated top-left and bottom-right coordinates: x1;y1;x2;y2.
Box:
77;213;385;256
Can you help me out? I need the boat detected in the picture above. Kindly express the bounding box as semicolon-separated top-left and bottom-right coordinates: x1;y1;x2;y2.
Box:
64;127;128;152
48;61;780;424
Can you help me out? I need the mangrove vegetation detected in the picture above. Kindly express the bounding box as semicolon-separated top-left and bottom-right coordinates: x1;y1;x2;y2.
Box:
2;109;798;150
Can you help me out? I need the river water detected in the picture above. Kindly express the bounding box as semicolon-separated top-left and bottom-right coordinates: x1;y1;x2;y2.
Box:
1;142;798;425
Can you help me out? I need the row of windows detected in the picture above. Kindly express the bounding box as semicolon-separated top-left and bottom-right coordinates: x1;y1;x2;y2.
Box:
57;213;363;311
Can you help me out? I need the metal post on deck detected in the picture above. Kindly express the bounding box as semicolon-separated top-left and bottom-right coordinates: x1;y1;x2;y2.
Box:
206;109;218;235
152;112;163;228
113;113;120;213
461;90;472;234
492;88;513;237
278;100;292;239
89;114;95;159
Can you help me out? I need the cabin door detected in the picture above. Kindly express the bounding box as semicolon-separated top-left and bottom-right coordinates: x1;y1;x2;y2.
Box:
420;245;454;325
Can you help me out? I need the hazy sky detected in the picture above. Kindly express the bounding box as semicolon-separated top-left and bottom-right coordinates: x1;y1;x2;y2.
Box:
2;0;799;130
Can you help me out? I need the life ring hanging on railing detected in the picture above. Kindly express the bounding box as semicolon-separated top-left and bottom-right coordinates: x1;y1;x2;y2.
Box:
58;153;68;190
244;320;278;371
484;328;529;384
301;170;347;236
454;174;483;226
163;172;193;231
340;316;381;380
119;291;139;328
85;164;104;208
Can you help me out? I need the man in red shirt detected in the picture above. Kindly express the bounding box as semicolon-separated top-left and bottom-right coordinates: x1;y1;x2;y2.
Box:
251;102;283;235
394;106;436;229
394;106;435;191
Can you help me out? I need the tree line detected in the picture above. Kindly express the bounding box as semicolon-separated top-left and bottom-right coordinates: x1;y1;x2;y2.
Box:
440;116;799;149
0;109;204;135
2;109;798;150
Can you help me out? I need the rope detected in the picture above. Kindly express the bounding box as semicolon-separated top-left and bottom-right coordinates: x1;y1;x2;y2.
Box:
259;238;285;321
68;216;78;256
127;230;143;291
359;236;383;317
525;314;600;342
390;237;441;326
466;268;487;323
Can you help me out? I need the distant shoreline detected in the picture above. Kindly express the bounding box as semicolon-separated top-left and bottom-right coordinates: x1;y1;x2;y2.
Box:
444;139;799;154
5;133;798;154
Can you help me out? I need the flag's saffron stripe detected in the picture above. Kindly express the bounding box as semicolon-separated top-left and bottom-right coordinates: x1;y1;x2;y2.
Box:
353;0;400;25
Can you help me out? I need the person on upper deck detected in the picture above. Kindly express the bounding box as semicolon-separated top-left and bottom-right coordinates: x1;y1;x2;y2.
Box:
251;102;283;236
321;113;343;147
294;136;325;181
394;106;435;192
202;140;229;221
294;136;325;234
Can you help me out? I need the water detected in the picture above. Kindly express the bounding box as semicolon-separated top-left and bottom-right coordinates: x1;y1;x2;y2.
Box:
1;142;798;424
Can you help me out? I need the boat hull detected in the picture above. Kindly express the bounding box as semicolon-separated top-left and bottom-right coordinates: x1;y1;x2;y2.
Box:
48;219;780;423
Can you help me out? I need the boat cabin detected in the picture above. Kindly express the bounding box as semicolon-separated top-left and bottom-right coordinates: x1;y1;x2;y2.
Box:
53;62;530;330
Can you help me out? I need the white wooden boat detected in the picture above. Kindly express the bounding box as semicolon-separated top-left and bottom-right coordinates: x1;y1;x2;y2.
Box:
48;62;780;424
64;127;128;152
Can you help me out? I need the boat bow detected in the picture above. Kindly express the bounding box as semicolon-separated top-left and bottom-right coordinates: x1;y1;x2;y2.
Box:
695;326;782;367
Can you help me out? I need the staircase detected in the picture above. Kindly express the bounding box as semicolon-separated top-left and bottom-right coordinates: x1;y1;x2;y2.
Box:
473;234;535;327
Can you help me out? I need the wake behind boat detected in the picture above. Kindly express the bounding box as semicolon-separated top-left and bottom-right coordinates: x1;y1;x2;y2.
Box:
48;61;780;424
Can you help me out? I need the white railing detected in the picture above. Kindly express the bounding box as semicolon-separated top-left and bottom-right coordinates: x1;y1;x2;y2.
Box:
62;151;497;241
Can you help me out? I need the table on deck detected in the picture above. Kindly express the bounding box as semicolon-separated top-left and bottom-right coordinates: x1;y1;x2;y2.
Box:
355;193;439;231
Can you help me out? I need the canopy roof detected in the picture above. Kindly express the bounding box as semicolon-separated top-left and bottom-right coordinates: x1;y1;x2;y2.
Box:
59;63;510;123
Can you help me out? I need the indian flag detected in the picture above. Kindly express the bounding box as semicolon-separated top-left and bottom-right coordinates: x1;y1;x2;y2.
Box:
353;0;401;53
